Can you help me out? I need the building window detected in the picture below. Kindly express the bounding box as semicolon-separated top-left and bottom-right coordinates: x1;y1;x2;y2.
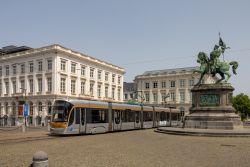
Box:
61;60;66;71
124;94;128;100
180;79;185;87
29;62;33;72
180;91;185;102
98;70;102;80
153;92;157;102
90;68;94;78
105;86;108;98
47;59;52;70
162;82;166;88
180;107;185;118
38;102;43;113
153;82;158;88
145;82;150;89
38;78;42;92
71;63;76;73
145;92;149;102
170;92;175;101
130;93;133;99
81;81;85;95
38;61;43;71
112;88;115;99
20;64;25;74
20;80;25;92
118;76;121;84
189;79;194;86
98;84;101;97
170;81;175;88
0;66;2;76
29;102;33;115
48;102;52;115
12;65;16;75
112;74;115;83
47;77;52;92
12;81;16;94
90;83;94;96
0;82;2;95
71;80;76;94
81;66;85;76
60;78;66;93
5;81;9;94
161;92;166;102
105;72;109;81
5;66;9;76
118;88;121;100
29;79;33;93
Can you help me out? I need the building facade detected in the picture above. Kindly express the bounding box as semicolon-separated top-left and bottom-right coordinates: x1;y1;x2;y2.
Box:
134;67;216;120
0;45;124;126
123;82;136;102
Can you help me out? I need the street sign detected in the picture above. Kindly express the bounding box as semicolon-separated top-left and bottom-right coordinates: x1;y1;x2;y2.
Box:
24;103;28;118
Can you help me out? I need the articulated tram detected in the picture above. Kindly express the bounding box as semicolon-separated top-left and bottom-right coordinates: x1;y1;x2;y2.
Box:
50;99;180;135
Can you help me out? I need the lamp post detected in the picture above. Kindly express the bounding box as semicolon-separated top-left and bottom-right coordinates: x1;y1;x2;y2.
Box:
20;88;27;127
163;93;171;127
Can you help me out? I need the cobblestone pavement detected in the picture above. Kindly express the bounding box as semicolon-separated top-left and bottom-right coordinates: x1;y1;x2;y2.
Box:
0;129;250;167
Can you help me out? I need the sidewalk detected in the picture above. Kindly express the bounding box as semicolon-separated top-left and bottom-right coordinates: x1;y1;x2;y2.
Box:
0;126;50;141
156;127;250;137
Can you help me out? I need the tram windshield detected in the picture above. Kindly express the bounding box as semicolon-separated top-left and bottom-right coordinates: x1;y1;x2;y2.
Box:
52;100;73;122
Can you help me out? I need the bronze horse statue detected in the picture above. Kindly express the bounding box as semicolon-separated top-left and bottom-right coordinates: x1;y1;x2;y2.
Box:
193;50;238;85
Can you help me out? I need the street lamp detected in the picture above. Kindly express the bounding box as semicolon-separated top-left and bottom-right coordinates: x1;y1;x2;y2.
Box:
163;93;172;127
20;88;27;127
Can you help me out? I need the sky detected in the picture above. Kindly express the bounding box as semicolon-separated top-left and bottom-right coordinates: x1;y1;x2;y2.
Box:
1;0;250;95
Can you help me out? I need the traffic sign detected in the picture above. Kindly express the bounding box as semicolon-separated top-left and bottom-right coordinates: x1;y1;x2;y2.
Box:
24;103;28;118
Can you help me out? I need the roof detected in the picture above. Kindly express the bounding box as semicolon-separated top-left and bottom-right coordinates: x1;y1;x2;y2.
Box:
123;82;136;91
142;66;199;76
0;44;124;73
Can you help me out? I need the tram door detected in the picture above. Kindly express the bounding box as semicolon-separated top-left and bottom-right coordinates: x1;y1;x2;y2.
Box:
79;108;86;133
134;111;140;129
113;110;121;131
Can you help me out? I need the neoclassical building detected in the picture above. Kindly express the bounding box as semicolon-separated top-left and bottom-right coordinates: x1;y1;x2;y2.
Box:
0;45;124;126
134;67;216;120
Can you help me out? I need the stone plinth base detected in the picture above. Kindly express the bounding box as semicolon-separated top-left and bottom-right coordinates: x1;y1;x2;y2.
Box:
184;83;243;130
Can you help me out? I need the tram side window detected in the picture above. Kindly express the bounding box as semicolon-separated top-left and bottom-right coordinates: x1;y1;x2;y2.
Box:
89;109;108;123
68;110;74;126
122;110;135;122
81;108;85;125
160;112;167;121
144;112;153;121
75;108;80;124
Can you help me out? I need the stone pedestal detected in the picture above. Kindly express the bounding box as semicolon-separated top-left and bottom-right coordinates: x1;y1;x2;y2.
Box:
184;83;243;130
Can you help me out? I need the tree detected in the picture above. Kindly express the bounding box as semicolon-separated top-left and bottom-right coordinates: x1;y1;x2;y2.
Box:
232;93;250;120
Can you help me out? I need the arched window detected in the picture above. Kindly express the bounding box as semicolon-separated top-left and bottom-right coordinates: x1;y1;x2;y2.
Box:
180;107;185;117
12;102;16;115
5;102;8;115
38;102;43;115
29;102;33;115
47;101;52;115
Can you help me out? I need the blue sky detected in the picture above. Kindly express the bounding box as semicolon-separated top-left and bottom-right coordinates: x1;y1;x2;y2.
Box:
1;0;250;95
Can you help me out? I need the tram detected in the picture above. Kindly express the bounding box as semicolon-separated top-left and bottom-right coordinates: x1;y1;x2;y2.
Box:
50;99;180;135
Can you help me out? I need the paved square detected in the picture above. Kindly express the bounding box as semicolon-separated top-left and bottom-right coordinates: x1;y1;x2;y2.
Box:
0;129;250;167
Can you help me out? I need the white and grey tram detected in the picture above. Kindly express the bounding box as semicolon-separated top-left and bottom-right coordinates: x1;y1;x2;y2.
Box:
50;99;180;135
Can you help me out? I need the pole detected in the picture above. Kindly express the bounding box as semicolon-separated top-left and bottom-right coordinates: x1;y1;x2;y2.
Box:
169;107;172;127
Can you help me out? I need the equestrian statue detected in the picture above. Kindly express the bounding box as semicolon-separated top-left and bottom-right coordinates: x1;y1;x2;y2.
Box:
193;35;238;85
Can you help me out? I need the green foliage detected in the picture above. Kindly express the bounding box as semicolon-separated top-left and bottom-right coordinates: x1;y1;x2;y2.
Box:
232;93;250;120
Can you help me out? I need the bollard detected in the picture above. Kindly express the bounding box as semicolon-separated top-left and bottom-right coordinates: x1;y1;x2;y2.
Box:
47;123;50;132
32;151;48;167
22;124;26;133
